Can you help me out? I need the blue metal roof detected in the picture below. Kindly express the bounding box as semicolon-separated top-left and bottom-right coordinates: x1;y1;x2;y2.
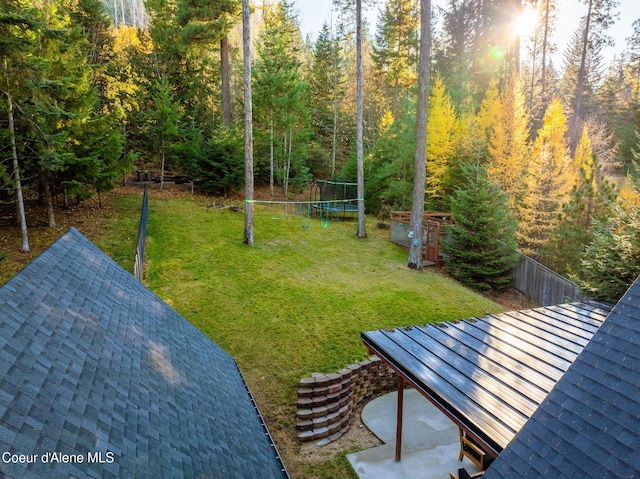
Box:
483;279;640;478
362;301;612;456
0;228;288;479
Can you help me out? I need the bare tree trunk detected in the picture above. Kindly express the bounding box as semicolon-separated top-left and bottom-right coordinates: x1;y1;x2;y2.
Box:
42;172;56;228
513;0;522;70
284;128;292;196
541;0;551;96
160;136;165;192
576;0;593;121
270;115;275;196
331;8;339;178
221;34;232;126
408;0;432;269
5;87;29;252
113;0;119;29
356;0;367;239
242;0;254;245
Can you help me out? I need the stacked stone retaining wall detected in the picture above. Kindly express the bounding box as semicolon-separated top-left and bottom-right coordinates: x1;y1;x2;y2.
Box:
296;356;405;444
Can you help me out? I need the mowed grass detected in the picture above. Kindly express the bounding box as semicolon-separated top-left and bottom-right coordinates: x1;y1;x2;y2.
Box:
142;195;504;478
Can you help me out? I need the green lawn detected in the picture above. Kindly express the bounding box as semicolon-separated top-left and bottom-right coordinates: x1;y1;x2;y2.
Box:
139;194;503;478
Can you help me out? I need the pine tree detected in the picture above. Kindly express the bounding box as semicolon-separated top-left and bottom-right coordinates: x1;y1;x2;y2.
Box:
372;0;420;117
252;0;310;195
580;213;640;302
486;73;530;211
560;20;605;128
309;22;346;178
145;76;182;191
543;124;617;275
518;98;571;256
368;99;416;212
0;0;44;250
442;162;520;291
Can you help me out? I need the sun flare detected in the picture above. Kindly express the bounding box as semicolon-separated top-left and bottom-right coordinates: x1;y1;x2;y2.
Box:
514;6;538;38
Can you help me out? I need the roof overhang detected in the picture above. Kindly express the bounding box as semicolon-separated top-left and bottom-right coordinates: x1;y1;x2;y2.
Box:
361;301;612;458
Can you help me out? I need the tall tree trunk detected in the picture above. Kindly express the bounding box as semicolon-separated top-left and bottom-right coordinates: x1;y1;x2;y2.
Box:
408;0;432;269
513;0;522;71
160;136;165;192
284;128;293;197
332;42;339;178
541;0;551;96
576;0;593;121
113;0;119;29
5;87;29;252
269;115;275;196
221;34;232;126
42;171;56;228
356;0;367;238
242;0;254;245
332;92;338;178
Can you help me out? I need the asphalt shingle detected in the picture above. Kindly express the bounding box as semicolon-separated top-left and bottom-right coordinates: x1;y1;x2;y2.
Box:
0;228;288;479
484;276;640;478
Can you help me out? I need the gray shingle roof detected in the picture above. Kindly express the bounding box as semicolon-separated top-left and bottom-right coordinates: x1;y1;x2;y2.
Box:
483;278;640;478
0;228;288;479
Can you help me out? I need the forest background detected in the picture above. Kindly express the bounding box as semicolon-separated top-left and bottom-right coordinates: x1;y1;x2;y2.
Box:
2;0;640;301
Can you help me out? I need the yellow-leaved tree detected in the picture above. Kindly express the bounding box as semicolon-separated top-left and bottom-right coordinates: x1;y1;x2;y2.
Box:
518;98;573;257
426;76;457;203
486;73;530;211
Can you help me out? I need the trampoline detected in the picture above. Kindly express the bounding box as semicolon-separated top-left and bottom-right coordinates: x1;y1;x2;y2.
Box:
311;179;359;219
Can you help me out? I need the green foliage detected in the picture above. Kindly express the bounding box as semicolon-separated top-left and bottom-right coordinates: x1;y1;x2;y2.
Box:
366;100;416;214
201;127;244;195
309;22;347;178
543;126;618;276
442;163;519;291
580;215;640;302
252;0;311;193
579;130;640;302
372;0;420;114
0;0;125;223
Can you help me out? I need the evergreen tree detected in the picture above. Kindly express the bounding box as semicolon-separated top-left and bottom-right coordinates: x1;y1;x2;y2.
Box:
437;0;519;102
561;0;618;128
252;0;311;195
0;0;45;250
543;124;617;275
145;76;182;191
368;99;416;212
442;162;519;291
580;214;640;302
560;20;605;129
372;0;420;117
309;22;347;178
518;98;571;256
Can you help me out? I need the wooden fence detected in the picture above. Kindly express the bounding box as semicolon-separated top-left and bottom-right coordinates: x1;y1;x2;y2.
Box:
133;184;148;282
511;250;585;306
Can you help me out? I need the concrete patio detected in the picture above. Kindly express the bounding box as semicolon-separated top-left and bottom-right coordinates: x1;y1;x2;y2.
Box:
348;389;482;479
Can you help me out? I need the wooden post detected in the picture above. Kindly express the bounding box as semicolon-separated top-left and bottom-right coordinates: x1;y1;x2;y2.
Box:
395;376;404;461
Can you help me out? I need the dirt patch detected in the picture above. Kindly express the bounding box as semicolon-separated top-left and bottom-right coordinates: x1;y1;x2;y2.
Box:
483;286;537;310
